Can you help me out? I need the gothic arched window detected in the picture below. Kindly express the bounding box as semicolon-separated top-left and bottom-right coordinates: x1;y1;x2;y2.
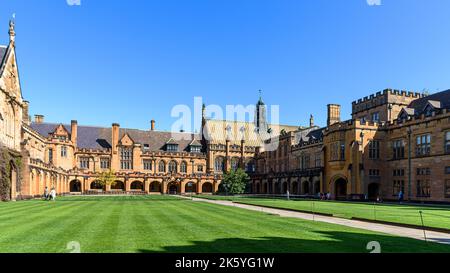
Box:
215;157;225;172
180;161;187;173
168;161;177;173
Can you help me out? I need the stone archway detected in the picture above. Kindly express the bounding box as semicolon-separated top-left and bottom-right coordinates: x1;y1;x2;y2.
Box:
185;181;196;193
291;181;299;195
168;182;179;194
263;182;268;194
90;180;104;190
368;183;380;200
281;182;288;194
130;181;144;191
111;181;125;191
334;177;348;200
202;182;213;193
149;181;161;193
302;181;310;195
69;180;82;193
256;183;261;194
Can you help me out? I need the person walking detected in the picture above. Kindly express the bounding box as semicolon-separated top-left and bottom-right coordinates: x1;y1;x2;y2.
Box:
43;186;49;200
398;190;404;203
50;187;57;201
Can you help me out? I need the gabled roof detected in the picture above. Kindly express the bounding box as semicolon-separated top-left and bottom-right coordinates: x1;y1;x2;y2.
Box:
407;89;450;116
189;139;202;146
30;122;201;152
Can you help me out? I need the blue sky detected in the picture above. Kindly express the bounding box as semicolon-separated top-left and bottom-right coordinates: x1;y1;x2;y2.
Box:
1;0;450;131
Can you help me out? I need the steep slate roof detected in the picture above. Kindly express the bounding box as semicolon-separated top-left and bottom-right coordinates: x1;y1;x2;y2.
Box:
204;119;302;146
0;45;6;65
0;45;8;76
407;89;450;116
294;126;324;144
30;122;201;152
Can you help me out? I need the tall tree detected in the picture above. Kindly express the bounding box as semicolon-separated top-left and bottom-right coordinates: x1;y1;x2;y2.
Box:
219;168;250;195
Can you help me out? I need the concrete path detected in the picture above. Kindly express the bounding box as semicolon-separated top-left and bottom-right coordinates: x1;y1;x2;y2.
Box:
185;197;450;245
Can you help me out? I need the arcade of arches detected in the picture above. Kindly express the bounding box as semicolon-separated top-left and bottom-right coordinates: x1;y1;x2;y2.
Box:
68;178;218;195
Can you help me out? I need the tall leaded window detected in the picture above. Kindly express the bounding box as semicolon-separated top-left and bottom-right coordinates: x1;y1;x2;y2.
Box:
416;134;431;156
61;146;67;157
143;159;152;171
48;148;54;164
120;147;133;170
79;157;89;169
100;158;110;169
159;161;166;173
231;158;239;171
368;140;380;159
417;180;431;198
215;157;225;172
168;161;177;173
371;112;380;122
330;142;345;160
445;132;450;154
315;152;322;167
392;139;405;159
180;161;187;173
393;180;404;196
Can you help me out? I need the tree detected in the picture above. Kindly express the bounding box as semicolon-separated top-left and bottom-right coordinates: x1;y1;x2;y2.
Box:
219;168;250;195
97;170;117;189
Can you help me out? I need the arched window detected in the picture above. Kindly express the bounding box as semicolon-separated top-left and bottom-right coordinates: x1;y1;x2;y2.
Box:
168;161;177;173
231;157;239;171
180;161;187;173
158;161;166;173
215;157;225;172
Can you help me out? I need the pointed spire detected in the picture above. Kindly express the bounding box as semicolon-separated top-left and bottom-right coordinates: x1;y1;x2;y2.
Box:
310;114;314;127
257;89;265;106
9;14;15;43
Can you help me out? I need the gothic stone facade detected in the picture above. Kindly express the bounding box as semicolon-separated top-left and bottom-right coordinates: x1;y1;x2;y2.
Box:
1;21;450;203
252;89;450;203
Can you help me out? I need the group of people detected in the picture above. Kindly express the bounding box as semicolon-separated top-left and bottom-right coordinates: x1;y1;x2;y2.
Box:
43;187;57;201
318;192;331;200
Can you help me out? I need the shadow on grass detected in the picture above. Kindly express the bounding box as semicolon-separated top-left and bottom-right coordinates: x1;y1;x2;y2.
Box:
139;231;450;253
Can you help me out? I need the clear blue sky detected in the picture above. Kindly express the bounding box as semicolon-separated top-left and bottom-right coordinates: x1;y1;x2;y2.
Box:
1;0;450;131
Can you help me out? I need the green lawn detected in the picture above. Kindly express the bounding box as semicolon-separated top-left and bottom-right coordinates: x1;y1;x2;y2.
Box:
0;195;449;253
195;195;450;230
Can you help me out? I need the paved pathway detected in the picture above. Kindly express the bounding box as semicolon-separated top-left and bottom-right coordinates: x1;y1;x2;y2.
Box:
185;197;450;245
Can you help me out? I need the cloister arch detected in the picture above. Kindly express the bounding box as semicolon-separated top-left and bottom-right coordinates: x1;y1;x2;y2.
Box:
167;182;180;194
111;180;125;191
185;181;196;193
334;177;348;200
302;181;310;195
292;181;299;195
130;181;144;191
69;179;82;193
90;180;104;190
149;181;161;193
202;182;213;193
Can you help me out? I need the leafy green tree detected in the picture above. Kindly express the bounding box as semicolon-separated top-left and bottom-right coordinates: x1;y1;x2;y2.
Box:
97;170;117;189
219;168;250;195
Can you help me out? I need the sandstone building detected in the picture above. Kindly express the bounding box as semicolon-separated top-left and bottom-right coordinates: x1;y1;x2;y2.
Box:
1;21;449;203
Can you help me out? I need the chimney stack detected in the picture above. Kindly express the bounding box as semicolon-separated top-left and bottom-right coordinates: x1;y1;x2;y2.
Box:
112;123;120;151
34;115;44;124
22;100;30;125
151;120;155;131
71;120;78;146
327;104;341;127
